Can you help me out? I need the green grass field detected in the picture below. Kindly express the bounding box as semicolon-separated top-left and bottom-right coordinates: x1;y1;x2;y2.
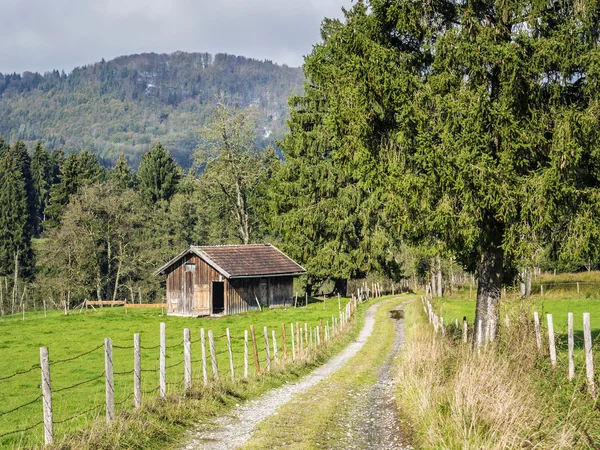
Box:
0;298;349;448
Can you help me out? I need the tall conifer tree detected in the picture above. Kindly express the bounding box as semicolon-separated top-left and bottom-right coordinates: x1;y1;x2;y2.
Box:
280;0;600;339
137;142;180;204
31;142;52;234
110;153;135;190
0;147;34;278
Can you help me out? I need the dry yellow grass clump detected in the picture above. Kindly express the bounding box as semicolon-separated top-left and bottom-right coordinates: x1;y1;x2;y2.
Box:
395;302;582;449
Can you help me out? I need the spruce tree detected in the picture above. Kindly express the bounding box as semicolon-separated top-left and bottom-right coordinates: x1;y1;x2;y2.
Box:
10;141;37;239
0;149;34;278
46;150;104;227
0;136;8;157
31;142;52;234
282;0;600;339
137;142;180;204
110;153;135;190
49;148;65;185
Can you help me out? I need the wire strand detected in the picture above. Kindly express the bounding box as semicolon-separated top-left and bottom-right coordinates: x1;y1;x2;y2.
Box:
0;365;40;382
50;344;104;365
54;373;105;393
0;395;42;417
0;420;44;438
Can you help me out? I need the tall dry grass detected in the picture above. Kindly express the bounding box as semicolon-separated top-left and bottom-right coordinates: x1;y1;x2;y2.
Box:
396;301;585;449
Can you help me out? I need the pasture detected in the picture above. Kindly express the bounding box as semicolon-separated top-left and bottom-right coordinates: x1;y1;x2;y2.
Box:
0;297;348;447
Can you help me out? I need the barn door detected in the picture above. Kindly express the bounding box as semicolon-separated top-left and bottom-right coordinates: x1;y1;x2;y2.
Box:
212;282;224;314
184;264;195;315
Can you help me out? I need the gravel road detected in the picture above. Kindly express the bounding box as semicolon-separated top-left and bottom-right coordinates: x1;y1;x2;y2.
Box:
336;309;413;449
181;300;390;450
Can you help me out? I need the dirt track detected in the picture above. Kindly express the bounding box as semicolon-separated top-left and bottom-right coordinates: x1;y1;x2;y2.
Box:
182;299;411;449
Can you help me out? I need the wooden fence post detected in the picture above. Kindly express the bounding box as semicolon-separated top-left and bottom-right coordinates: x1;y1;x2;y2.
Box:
583;313;595;393
462;318;467;344
304;323;308;348
226;328;234;381
317;325;321;346
40;347;54;445
533;312;541;351
309;327;313;348
541;284;544;297
338;293;341;310
291;323;296;361
299;327;304;356
568;312;574;381
319;320;323;343
208;330;218;379
250;325;260;374
296;322;300;350
244;330;249;379
264;326;271;372
200;328;208;385
160;322;166;397
547;314;556;369
104;338;114;423
281;324;287;360
577;282;580;296
134;333;141;408
184;328;192;389
272;329;278;364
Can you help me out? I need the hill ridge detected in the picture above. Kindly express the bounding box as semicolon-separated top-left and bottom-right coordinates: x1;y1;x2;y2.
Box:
0;51;304;167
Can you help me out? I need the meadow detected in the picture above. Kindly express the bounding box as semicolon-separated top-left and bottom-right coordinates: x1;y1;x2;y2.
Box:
435;271;600;338
0;297;349;448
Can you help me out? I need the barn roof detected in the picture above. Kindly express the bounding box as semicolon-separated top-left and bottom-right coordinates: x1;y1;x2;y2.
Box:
155;244;306;279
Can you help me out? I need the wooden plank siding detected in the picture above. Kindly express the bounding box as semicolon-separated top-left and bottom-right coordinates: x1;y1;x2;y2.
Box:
165;254;295;317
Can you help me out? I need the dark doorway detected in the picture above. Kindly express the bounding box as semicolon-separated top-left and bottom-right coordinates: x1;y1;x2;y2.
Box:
212;281;225;314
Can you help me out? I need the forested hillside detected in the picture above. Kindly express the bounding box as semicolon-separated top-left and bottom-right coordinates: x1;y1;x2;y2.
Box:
0;52;304;167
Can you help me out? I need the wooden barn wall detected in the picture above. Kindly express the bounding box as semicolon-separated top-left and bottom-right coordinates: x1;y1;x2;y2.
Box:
227;276;293;314
166;254;224;316
166;253;295;316
268;276;294;307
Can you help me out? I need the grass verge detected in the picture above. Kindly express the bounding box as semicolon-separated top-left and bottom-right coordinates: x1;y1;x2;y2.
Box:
395;300;600;449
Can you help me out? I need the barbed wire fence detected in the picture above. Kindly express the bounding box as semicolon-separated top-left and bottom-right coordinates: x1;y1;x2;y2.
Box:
0;295;366;447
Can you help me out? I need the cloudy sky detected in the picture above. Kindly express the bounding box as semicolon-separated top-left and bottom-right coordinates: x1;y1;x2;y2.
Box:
0;0;353;74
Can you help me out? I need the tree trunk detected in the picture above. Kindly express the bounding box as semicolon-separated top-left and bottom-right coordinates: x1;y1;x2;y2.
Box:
430;258;437;297
12;249;19;315
305;275;313;297
474;241;504;344
333;278;347;296
235;179;250;244
436;256;443;297
113;259;122;301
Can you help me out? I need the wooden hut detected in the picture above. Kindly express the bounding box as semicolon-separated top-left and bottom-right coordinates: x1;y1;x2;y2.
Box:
155;244;306;316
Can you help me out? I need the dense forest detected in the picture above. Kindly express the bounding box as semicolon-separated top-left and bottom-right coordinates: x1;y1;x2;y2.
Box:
0;52;304;167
